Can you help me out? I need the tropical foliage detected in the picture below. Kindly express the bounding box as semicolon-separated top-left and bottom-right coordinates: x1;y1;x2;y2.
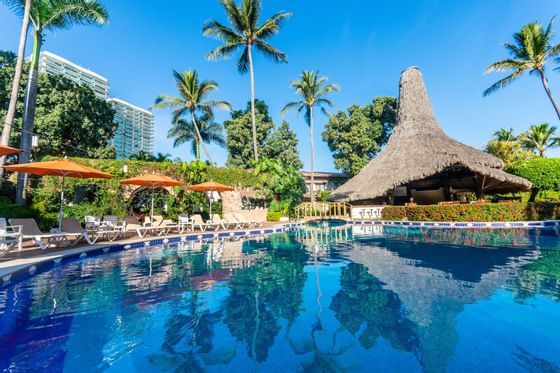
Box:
0;57;117;158
224;100;301;169
168;115;225;161
153;69;230;163
484;17;560;120
323;97;397;175
381;202;560;221
253;157;305;215
4;0;109;203
282;71;339;201
203;0;292;161
518;123;559;157
506;158;560;201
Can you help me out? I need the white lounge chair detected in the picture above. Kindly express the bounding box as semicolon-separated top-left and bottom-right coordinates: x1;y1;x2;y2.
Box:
211;214;232;230
233;213;260;228
9;218;72;250
62;217;121;245
123;216;153;238
148;215;180;236
191;214;226;231
0;218;22;253
84;215;101;230
223;213;243;229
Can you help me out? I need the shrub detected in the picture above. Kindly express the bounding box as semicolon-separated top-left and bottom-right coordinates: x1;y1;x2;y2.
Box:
267;211;282;221
506;158;560;201
381;202;560;222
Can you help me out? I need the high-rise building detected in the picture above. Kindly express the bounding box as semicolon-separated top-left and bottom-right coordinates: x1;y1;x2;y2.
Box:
38;51;109;99
37;51;154;159
109;98;154;160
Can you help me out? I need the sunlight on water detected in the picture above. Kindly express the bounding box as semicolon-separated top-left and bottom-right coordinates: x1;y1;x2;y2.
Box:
1;224;559;372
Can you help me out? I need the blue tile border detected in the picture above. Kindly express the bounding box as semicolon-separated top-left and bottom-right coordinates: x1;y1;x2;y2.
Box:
350;219;560;229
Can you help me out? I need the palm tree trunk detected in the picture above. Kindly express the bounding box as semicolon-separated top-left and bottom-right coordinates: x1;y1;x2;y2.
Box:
309;106;316;203
247;44;259;162
16;29;42;206
195;141;201;162
191;111;214;164
0;0;32;187
538;69;560;121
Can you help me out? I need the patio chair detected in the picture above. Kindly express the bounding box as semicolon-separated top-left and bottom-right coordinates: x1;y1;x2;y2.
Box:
0;218;22;253
223;213;243;229
84;215;101;231
233;213;259;228
9;218;72;250
178;214;194;233
211;214;232;230
191;214;211;232
61;217;121;245
123;216;153;238
148;215;180;236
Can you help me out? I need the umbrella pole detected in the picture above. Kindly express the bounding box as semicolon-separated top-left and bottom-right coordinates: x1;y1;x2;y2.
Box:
58;176;65;229
209;191;212;221
151;187;155;222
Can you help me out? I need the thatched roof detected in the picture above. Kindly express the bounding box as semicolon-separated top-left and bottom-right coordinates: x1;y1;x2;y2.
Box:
330;67;531;203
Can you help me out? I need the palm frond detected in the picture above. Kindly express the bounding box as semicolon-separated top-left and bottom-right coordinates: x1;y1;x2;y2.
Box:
254;11;292;39
280;101;302;116
43;0;109;30
206;42;245;61
202;19;244;42
237;46;250;73
253;40;288;63
485;58;529;73
220;0;246;33
483;69;525;96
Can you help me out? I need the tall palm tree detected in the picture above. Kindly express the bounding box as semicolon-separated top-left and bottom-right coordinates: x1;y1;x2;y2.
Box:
484;18;560;120
493;127;517;141
281;71;339;203
168;116;226;162
0;0;32;186
152;70;230;165
519;123;559;157
202;0;292;162
9;0;109;205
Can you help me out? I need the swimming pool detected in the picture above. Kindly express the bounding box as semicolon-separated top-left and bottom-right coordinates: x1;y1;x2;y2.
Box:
1;223;559;372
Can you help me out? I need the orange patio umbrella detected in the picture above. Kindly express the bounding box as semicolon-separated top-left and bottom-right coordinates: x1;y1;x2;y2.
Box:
188;181;234;219
120;174;184;219
0;145;22;157
4;159;112;228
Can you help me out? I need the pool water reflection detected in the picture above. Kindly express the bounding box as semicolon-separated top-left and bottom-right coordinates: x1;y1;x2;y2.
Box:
1;223;559;372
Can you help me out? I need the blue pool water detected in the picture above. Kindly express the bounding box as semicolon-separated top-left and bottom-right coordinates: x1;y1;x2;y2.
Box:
1;224;560;372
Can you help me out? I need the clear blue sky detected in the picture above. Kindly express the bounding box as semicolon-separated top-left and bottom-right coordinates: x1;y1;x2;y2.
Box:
1;0;559;170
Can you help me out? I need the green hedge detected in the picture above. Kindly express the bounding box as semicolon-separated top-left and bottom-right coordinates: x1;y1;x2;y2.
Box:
381;203;560;222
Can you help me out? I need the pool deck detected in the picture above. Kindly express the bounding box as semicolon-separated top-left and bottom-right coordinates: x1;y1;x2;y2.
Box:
0;222;291;284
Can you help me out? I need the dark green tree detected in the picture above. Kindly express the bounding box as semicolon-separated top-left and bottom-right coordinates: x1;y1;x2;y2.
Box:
263;121;303;169
128;150;154;161
4;0;109;204
493;127;517;141
0;64;116;159
203;0;292;161
506;158;560;201
32;74;116;158
224;100;274;169
323;96;397;175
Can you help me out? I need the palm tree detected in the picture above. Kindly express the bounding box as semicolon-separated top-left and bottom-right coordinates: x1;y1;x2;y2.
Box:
153;152;172;162
152;70;230;164
129;150;154;161
0;0;32;186
484;18;560;120
9;0;109;205
168;115;226;162
202;0;292;162
493;127;517;141
281;71;339;203
519;123;559;157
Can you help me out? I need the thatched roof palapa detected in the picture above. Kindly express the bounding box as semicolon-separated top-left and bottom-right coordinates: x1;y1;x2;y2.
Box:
330;67;531;203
